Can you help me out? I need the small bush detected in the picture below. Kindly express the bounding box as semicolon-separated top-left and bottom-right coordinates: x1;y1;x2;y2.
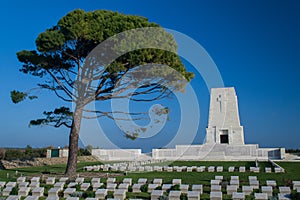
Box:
128;185;133;192
10;187;18;195
83;190;95;198
140;184;148;193
291;190;300;200
170;184;180;191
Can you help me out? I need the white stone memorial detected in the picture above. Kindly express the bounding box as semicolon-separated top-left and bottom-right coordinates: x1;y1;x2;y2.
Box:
210;191;222;200
187;191;200;200
91;87;285;161
64;188;76;198
151;190;163;200
95;189;107;200
114;189;126;200
169;191;181;200
46;177;56;185
32;187;44;197
180;184;189;193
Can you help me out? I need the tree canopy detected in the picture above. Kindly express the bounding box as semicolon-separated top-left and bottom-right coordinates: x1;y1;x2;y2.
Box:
13;9;193;176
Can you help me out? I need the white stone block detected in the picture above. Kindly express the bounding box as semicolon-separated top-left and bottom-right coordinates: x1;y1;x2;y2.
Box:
123;178;132;185
162;184;172;192
169;190;181;200
24;196;39;200
153;179;163;186
31;177;40;183
48;188;60;198
0;181;6;188
211;185;221;192
54;182;64;191
107;183;117;192
172;179;181;185
148;184;159;193
6;182;17;187
239;166;246;172
18;187;30;196
279;187;291;195
154;166;163;172
114;189;127;200
75;177;84;184
67;182;77;188
59;177;69;183
19;182;29;188
265;167;272;173
151;190;163;200
192;184;203;194
91;178;100;185
248;176;257;181
2;187;13;196
230;179;239;187
249;180;259;189
211;179;220;185
261;186;273;197
254;193;268;200
92;182;103;191
46;177;56;185
253;167;260;173
210;191;222;200
278;193;291;200
145;166;153;172
215;176;223;181
137;178;147;184
228;166;235;172
32;187;44;197
232;192;245;200
266;180;276;187
6;195;19;200
81;183;91;191
64;188;76;198
227;185;238;195
46;196;59;200
167;167;173;172
107;178;116;184
180;184;189;193
17;177;26;184
187;191;200;200
242;186;253;195
29;182;40;189
66;197;79;200
275;168;284;173
293;181;300;190
118;183;129;191
208;166;215;172
217;166;223;172
96;189;108;199
187;167;193;172
132;184;142;193
137;166;145;172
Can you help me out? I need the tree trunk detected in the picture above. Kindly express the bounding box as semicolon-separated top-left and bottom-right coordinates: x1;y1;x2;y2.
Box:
65;106;83;177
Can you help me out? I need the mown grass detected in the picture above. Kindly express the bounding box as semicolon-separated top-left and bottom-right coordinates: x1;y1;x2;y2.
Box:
0;161;299;199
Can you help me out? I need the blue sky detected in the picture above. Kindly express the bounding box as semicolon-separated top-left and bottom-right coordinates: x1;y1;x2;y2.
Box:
0;0;299;151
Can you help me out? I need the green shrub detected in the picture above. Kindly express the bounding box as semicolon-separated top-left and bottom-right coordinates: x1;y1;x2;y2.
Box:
140;184;148;193
10;187;18;195
290;190;300;200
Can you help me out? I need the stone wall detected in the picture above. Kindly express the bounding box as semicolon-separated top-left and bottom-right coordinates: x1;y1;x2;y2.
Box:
0;156;97;169
92;149;142;161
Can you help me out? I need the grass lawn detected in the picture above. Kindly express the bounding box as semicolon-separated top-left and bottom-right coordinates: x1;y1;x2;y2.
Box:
0;161;299;199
